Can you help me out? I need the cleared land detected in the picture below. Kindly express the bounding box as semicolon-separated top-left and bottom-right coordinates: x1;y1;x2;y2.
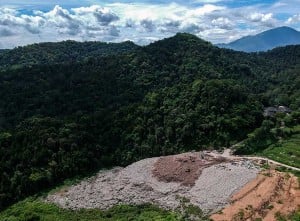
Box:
46;152;259;212
45;150;300;220
211;170;300;221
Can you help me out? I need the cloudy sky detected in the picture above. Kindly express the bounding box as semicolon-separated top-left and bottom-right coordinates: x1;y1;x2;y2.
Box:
0;0;299;48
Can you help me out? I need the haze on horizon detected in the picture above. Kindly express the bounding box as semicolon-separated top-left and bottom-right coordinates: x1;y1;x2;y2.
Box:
0;0;300;48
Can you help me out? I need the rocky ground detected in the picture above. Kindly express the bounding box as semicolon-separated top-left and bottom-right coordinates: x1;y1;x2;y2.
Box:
46;152;260;213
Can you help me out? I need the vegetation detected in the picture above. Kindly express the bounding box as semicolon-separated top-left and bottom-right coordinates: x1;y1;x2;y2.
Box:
0;40;138;69
0;198;181;221
275;210;300;221
261;132;300;168
0;33;300;210
236;112;300;168
176;196;211;220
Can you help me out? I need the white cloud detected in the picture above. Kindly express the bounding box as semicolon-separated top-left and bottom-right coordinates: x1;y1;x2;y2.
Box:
211;17;233;29
286;14;300;24
72;5;119;25
0;1;297;48
249;12;272;22
247;12;276;27
0;7;44;35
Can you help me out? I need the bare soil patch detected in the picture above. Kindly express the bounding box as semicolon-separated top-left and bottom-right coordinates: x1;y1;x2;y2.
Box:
152;152;226;186
211;170;300;221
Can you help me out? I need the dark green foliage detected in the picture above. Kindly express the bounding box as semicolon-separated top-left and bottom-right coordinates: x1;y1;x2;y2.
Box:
0;33;300;211
0;40;138;69
116;80;262;162
235;112;300;156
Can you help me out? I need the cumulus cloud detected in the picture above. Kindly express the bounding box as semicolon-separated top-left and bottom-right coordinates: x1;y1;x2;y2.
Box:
211;17;233;29
35;5;120;36
0;8;43;34
286;14;300;24
247;12;277;27
72;5;119;25
0;1;297;48
39;5;80;35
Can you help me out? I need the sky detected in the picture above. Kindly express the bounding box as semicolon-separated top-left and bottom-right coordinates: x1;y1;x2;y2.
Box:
0;0;299;48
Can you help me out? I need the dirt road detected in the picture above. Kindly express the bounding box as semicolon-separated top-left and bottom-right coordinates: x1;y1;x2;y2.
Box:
239;156;300;172
207;149;300;172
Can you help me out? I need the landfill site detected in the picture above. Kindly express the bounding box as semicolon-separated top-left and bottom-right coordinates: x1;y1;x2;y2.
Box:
47;150;300;221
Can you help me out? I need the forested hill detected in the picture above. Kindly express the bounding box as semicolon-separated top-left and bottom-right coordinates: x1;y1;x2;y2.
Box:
0;40;138;69
259;45;300;69
0;33;299;210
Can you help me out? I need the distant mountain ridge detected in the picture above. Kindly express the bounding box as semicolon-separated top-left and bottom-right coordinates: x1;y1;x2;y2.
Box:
218;26;300;52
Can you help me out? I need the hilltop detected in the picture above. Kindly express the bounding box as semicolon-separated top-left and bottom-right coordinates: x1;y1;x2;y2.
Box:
0;40;138;69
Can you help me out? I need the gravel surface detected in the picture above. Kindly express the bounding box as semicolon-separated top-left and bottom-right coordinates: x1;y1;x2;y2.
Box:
46;153;260;212
189;160;259;211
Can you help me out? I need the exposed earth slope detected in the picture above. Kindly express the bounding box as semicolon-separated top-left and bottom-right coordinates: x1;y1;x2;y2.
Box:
211;170;300;221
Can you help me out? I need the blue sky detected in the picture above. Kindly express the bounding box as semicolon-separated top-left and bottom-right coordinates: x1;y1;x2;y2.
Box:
0;0;299;48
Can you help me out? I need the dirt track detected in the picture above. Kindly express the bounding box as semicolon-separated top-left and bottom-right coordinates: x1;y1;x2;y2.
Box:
239;156;300;172
210;149;300;172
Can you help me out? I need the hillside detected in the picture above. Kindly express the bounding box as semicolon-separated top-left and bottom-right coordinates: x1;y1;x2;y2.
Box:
218;26;300;52
0;33;300;211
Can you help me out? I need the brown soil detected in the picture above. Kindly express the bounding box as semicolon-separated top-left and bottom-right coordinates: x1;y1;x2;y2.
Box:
211;170;300;221
152;152;226;186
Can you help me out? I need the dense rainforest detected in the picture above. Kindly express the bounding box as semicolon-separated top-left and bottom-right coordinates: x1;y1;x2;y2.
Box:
0;33;300;210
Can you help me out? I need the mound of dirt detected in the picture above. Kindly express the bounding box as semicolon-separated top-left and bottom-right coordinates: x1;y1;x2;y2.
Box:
211;170;300;221
152;153;226;186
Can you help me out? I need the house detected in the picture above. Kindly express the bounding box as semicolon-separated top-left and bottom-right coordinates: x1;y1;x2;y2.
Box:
263;106;291;117
278;106;292;114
